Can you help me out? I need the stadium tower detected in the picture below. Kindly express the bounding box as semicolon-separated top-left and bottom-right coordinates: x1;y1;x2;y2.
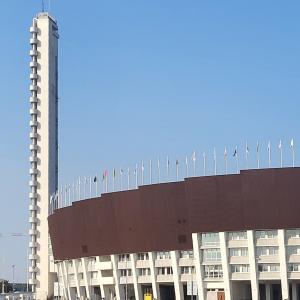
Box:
29;12;59;299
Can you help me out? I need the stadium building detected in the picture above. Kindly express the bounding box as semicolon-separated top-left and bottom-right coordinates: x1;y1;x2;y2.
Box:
28;11;300;300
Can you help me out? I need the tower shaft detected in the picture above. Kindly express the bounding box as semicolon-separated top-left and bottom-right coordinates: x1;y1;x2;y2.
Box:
29;12;59;299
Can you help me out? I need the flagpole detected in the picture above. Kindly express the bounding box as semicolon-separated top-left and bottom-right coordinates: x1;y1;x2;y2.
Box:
105;171;108;193
245;141;249;169
203;153;206;176
78;177;81;200
176;159;179;181
157;159;160;183
72;183;75;203
185;156;189;178
135;164;138;188
256;141;260;169
213;147;217;175
83;177;86;198
127;168;130;190
112;170;115;192
279;140;283;168
167;156;170;181
149;160;152;184
141;161;144;185
89;177;92;198
192;151;196;176
95;176;98;196
224;147;227;175
291;139;295;167
68;185;71;206
268;141;271;168
120;169;123;190
65;185;67;207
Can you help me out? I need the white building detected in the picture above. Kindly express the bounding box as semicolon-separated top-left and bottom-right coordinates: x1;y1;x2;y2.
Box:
29;12;59;299
54;229;300;300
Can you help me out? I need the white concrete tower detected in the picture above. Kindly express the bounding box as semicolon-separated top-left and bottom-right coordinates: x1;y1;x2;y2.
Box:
29;12;59;299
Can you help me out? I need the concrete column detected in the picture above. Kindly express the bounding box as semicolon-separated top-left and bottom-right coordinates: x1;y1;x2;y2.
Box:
170;251;184;300
219;232;232;300
111;255;123;300
292;282;298;300
95;256;107;299
148;252;160;300
278;229;289;300
81;258;91;299
192;233;205;300
73;259;82;299
63;261;72;300
130;254;142;300
266;283;271;300
247;230;259;300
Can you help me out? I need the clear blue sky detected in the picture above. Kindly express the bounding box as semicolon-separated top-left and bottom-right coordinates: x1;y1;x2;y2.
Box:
0;0;299;282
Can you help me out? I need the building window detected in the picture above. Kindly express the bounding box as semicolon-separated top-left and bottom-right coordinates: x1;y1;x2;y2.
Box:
258;264;280;272
288;264;299;272
229;248;248;257
180;250;194;259
118;254;130;262
231;265;250;273
157;267;173;275
156;251;171;260
203;248;221;262
139;268;151;276
120;269;132;277
137;253;149;261
68;260;73;267
90;271;98;279
78;273;84;280
201;233;220;246
228;231;247;240
181;266;195;274
255;230;277;239
204;265;223;278
286;229;300;238
256;247;278;256
287;246;300;256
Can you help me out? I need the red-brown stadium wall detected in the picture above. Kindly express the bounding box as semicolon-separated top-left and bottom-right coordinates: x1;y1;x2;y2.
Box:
48;167;300;261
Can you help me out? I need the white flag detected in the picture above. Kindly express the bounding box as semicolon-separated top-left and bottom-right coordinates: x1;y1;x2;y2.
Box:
291;138;294;148
278;140;282;149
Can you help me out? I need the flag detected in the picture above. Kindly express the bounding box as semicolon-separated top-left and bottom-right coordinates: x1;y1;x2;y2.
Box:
233;147;237;157
278;140;282;149
246;143;250;155
93;176;97;182
176;159;179;166
120;169;124;175
185;156;188;166
224;147;227;158
113;169;116;178
267;141;271;151
291;138;294;148
213;148;216;160
142;161;144;171
256;141;259;153
192;151;196;162
102;170;107;181
167;156;170;167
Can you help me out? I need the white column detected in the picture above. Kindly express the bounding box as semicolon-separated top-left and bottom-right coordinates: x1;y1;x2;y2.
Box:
219;232;232;300
82;258;91;299
73;259;82;299
278;229;289;300
148;252;160;300
130;254;142;300
96;256;107;299
63;261;72;300
111;255;124;300
247;230;259;300
57;262;67;299
266;283;271;300
192;233;205;300
171;251;184;300
292;282;297;300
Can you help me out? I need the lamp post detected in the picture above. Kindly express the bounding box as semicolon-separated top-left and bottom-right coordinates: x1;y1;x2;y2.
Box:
12;264;15;293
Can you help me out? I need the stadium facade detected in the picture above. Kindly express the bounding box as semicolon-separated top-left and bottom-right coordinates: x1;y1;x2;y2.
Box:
49;168;300;300
28;11;300;300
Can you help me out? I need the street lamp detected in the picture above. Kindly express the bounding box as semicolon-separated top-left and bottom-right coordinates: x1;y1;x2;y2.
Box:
12;264;15;293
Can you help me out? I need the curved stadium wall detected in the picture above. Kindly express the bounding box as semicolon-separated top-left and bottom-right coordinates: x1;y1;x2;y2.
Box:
49;167;300;300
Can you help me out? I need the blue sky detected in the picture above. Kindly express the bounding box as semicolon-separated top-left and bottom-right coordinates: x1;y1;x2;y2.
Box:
0;1;299;282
